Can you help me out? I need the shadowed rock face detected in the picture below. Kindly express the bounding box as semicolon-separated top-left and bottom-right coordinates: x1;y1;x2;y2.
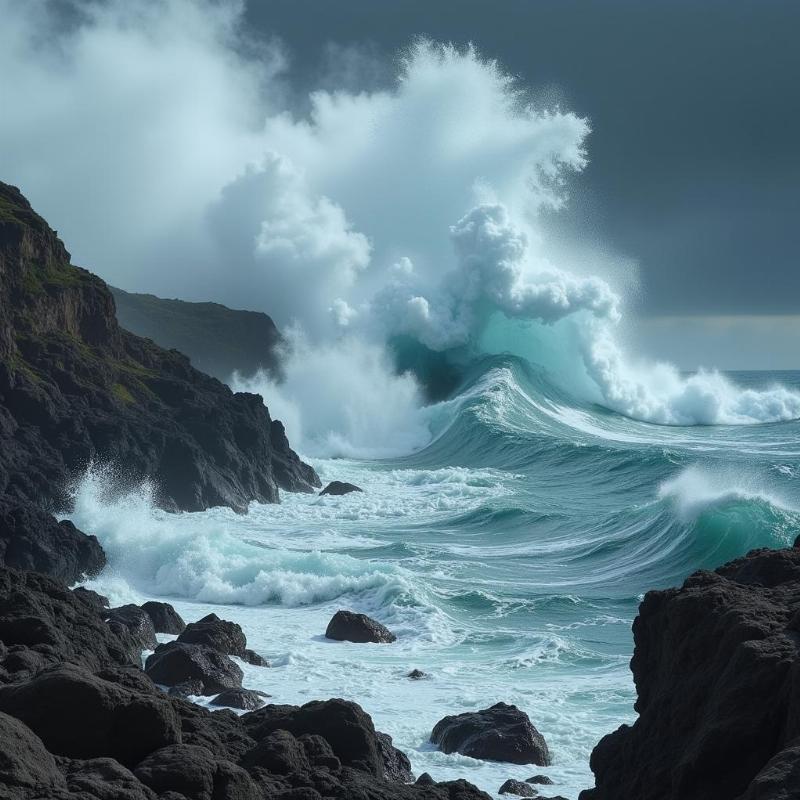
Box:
0;181;318;514
325;610;397;643
581;545;800;800
0;566;493;800
431;703;551;766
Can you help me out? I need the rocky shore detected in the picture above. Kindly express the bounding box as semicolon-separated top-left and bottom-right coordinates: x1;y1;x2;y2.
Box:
580;541;800;800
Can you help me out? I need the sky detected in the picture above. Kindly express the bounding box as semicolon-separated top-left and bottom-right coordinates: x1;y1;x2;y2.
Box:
2;0;798;370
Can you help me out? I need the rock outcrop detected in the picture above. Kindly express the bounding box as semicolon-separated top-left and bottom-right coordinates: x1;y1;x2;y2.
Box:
140;601;185;635
581;544;800;800
0;565;492;799
320;481;363;496
431;703;551;766
0;181;318;515
325;610;397;643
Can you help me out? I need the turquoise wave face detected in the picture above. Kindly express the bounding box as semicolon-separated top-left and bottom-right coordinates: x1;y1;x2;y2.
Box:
71;358;800;798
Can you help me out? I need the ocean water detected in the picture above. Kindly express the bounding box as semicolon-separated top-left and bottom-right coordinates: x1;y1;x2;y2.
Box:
72;361;800;799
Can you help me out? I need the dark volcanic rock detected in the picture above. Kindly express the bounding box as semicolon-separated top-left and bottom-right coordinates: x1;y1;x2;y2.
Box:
416;772;435;786
0;496;105;582
168;679;205;699
141;601;185;635
0;710;67;792
319;481;362;496
211;688;269;710
431;703;551;766
0;181;318;514
0;664;180;766
377;730;414;782
63;757;158;800
104;604;158;653
73;586;110;613
527;775;554;785
145;641;243;695
270;420;322;494
580;545;800;800
499;779;538;796
243;647;269;666
0;567;136;676
177;613;247;657
325;610;397;644
407;668;427;680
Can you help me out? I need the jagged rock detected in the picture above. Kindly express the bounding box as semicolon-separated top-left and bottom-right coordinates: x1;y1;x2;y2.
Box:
0;664;180;766
527;775;554;785
325;610;397;644
211;688;269;710
431;703;551;765
0;181;318;514
407;668;427;680
240;729;310;775
140;601;185;635
416;772;435;786
104;604;158;653
145;641;243;695
270;420;322;493
177;613;247;657
499;779;538;796
0;710;67;792
0;496;105;582
73;586;110;613
377;731;414;782
0;567;136;676
581;545;800;800
319;481;362;496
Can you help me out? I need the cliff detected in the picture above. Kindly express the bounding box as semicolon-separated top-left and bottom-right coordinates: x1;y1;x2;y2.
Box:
581;542;800;800
111;288;282;383
0;182;319;515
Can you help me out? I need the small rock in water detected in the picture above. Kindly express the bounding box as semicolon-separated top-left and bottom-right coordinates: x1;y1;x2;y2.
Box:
319;481;363;496
499;779;538;796
407;669;427;679
243;648;270;667
141;601;185;634
211;687;269;710
431;702;550;765
527;775;554;785
325;610;396;643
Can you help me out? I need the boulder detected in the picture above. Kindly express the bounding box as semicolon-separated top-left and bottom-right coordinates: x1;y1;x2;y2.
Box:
0;664;180;766
141;601;185;635
133;744;216;798
416;772;435;786
211;687;269;710
145;641;243;695
527;775;554;785
325;610;396;644
168;679;205;699
431;703;551;765
63;757;158;800
177;613;247;657
0;710;66;792
377;730;414;782
319;481;363;496
0;496;105;583
499;779;538;796
104;604;158;653
581;545;800;800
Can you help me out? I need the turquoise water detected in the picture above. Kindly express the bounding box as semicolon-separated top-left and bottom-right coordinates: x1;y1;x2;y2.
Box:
74;361;800;798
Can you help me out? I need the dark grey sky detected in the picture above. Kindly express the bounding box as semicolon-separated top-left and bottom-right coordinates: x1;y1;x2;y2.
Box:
245;0;800;317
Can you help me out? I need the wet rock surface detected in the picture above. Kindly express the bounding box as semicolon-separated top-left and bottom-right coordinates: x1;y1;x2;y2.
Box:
0;564;492;799
431;703;551;766
140;601;185;635
145;641;244;696
211;688;269;711
498;779;537;796
319;481;362;496
581;545;800;800
325;610;397;644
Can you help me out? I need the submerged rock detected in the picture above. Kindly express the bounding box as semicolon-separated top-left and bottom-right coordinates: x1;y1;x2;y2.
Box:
431;703;551;765
319;481;363;496
325;610;397;643
145;641;243;695
141;601;185;635
499;779;538;796
407;668;427;680
211;687;269;710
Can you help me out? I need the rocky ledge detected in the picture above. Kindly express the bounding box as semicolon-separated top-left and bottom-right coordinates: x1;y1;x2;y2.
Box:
0;181;318;515
0;562;492;800
581;542;800;800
